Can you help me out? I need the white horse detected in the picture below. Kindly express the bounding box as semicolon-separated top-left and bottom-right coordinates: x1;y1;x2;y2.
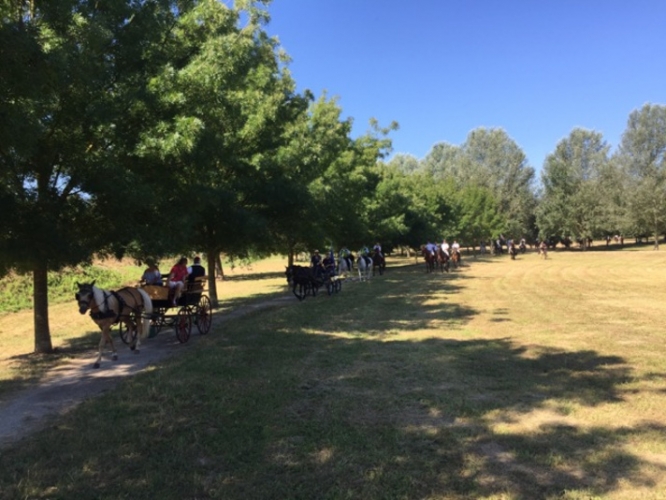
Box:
337;256;353;277
75;282;153;368
356;255;372;282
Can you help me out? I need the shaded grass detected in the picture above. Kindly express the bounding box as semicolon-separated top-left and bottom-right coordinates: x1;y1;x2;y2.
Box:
1;249;666;498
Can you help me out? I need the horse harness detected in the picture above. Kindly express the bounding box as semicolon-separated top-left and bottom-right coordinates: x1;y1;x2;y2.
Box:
84;289;143;324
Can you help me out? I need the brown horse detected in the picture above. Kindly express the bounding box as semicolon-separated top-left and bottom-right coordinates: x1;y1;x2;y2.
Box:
450;249;461;268
75;281;153;368
422;246;436;273
436;248;450;272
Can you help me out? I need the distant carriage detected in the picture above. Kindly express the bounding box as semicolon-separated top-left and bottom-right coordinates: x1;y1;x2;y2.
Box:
285;265;341;301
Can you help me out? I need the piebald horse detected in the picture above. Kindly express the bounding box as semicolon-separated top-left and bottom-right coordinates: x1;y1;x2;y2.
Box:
356;255;372;281
75;281;153;368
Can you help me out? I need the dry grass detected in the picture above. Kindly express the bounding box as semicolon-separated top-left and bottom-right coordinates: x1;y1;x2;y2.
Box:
1;245;666;499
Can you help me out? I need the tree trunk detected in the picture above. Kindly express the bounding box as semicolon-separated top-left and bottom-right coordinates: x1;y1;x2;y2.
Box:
654;209;660;250
33;262;53;353
207;251;219;308
215;254;224;280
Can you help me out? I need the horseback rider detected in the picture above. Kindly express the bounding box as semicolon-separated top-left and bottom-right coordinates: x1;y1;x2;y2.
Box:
359;245;372;266
425;241;437;257
323;250;336;276
373;242;383;259
339;246;353;271
441;238;450;257
451;239;461;260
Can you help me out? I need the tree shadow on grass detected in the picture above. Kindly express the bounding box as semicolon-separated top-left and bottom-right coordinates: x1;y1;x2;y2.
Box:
2;260;666;499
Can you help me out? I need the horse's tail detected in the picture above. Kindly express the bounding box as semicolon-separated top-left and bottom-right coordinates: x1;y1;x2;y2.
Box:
137;288;153;339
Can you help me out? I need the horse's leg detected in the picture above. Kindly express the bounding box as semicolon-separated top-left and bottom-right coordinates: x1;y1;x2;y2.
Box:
95;325;117;368
94;329;105;369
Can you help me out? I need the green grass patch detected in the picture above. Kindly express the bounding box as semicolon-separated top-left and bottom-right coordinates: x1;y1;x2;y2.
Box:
0;263;141;313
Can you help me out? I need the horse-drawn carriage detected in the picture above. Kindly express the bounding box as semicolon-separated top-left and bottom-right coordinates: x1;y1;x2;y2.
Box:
139;275;213;343
285;264;342;300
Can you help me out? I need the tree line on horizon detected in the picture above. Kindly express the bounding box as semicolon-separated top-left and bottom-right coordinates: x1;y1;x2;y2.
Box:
2;0;665;352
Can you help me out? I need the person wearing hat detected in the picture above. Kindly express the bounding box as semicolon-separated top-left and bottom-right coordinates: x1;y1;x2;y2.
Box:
141;259;162;286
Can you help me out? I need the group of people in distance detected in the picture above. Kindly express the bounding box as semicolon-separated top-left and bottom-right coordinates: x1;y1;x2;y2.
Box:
424;238;461;259
309;243;384;274
141;256;206;306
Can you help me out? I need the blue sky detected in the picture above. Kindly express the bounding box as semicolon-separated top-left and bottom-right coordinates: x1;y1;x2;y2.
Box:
264;0;666;177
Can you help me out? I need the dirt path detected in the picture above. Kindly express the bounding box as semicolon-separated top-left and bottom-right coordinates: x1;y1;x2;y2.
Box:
0;296;293;449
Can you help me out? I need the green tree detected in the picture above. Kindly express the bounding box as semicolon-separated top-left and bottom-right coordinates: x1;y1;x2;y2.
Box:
0;0;196;352
615;103;666;249
536;128;611;246
459;128;536;239
452;184;505;251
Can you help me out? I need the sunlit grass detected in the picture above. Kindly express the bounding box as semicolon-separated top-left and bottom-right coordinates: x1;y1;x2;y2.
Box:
1;244;666;498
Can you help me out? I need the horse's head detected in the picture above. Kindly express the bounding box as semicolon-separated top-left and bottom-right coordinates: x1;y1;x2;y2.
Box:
75;281;96;314
285;266;294;285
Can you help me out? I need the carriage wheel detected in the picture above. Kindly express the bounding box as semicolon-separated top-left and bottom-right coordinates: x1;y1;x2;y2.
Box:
118;314;137;345
195;295;212;335
175;307;192;343
150;309;166;337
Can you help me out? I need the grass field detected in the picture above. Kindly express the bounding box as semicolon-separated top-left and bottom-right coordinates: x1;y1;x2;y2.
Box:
1;245;665;499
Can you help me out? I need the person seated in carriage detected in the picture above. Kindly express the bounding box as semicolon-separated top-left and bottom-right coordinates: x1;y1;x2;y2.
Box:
187;255;206;283
322;251;336;276
310;249;326;278
141;259;162;286
167;257;189;306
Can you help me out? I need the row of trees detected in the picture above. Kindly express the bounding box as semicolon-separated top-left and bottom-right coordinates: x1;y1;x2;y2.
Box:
2;1;665;353
388;103;666;252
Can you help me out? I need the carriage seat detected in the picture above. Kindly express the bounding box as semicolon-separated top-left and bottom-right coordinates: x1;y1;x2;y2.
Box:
141;285;170;301
187;275;207;293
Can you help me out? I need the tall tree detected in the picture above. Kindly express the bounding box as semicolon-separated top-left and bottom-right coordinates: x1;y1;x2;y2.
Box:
0;0;196;352
615;103;666;249
459;128;536;239
536;128;611;245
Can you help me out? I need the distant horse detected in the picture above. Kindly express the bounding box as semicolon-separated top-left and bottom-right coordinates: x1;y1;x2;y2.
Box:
286;265;323;300
509;244;517;260
357;254;372;281
371;251;386;276
450;249;461;268
436;248;450;273
337;256;354;277
422;246;436;273
538;241;548;259
75;281;153;368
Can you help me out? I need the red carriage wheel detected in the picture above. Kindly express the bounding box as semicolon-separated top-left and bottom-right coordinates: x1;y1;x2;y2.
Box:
175;307;192;343
195;295;212;334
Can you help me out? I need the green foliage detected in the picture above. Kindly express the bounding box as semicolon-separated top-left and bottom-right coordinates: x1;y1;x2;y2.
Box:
536;128;611;242
0;265;136;314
